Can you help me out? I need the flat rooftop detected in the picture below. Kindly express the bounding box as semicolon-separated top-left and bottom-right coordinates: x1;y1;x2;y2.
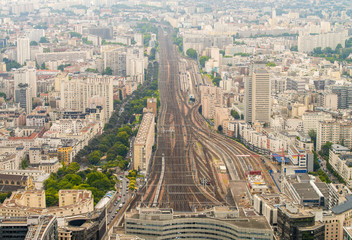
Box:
135;113;154;145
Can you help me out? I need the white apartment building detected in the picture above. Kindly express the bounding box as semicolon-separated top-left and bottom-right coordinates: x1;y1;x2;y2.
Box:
298;30;348;53
60;76;113;122
14;67;37;98
17;37;30;65
302;112;333;134
317;121;352;151
102;46;126;76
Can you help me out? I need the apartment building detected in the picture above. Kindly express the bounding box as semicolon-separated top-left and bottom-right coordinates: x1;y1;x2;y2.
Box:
14;67;37;98
317;121;352;151
133;112;155;173
329;144;352;187
17;37;30;65
200;85;223;119
298;30;348;52
60;76;113;122
302;112;333;134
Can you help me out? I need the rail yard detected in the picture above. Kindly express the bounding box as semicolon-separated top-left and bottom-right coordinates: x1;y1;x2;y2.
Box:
140;29;278;212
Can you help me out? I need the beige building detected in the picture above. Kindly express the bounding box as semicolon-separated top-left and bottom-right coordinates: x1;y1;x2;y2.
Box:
317;121;352;151
147;98;157;116
200;85;223;119
302;112;333;134
133;112;155;173
39;157;60;174
0;189;94;217
214;107;230;130
329;145;352;187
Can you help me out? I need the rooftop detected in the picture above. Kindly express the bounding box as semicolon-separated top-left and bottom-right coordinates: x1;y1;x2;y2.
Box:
135;113;154;145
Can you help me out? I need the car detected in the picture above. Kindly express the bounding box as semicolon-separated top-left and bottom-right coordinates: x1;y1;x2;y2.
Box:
123;194;125;196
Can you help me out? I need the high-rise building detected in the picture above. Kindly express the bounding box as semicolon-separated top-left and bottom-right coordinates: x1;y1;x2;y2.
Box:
17;37;30;65
14;67;37;98
60;76;113;122
126;47;145;84
331;85;352;109
15;84;32;114
245;63;271;124
200;85;223;119
102;46;126;76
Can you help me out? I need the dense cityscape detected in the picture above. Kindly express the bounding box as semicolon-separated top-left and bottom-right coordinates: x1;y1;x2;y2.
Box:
0;0;351;239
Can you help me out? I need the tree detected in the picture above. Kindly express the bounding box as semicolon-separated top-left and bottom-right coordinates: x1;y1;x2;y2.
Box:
199;56;210;68
41;63;46;70
212;77;221;87
69;32;82;39
0;192;11;204
58;64;71;71
0;92;6;100
219;50;225;56
3;58;21;71
30;41;38;46
21;158;28;169
321;142;333;158
218;125;223;132
65;162;80;174
103;67;113;75
186;48;197;59
39;37;49;43
231;110;240;119
266;62;276;67
88;150;102;165
308;129;317;150
313;47;323;55
290;45;298;52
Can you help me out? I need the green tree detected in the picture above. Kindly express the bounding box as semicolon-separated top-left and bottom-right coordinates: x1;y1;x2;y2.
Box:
308;129;317;150
231;110;240;119
88;150;102;165
103;67;113;75
290;45;298;52
0;192;11;204
30;41;38;46
69;32;82;39
39;37;49;43
41;63;46;70
313;47;323;55
58;64;71;71
320;142;333;158
186;48;197;59
0;92;6;100
65;162;80;174
218;125;223;132
116;131;130;146
21;158;28;169
212;77;221;87
266;62;276;67
199;56;210;68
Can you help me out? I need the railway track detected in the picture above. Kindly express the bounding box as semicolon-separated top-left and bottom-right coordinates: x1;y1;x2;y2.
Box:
139;29;278;212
